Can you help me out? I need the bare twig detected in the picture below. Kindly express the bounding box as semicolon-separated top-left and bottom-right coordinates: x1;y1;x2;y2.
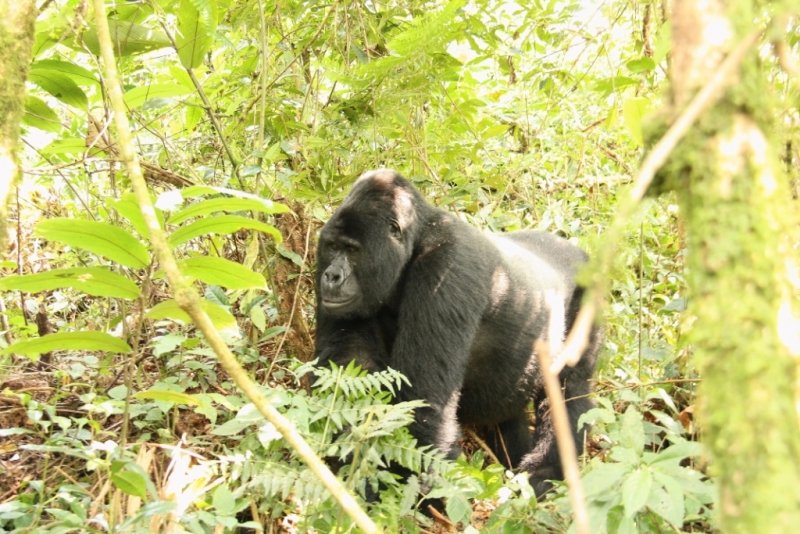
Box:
560;29;762;363
535;340;589;534
90;1;379;530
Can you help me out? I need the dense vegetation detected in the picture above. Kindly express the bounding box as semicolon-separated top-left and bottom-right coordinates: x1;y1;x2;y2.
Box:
1;0;798;532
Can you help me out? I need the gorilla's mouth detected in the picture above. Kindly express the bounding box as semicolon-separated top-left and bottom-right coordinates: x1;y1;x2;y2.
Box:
322;297;355;309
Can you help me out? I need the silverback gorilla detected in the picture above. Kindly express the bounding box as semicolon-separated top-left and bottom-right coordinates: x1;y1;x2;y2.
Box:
314;169;600;497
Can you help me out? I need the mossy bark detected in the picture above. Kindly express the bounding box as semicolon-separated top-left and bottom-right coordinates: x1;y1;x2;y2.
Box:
0;0;37;254
664;1;800;531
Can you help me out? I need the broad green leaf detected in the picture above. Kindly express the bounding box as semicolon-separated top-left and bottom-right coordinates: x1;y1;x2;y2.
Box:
180;257;266;289
168;197;290;225
212;416;257;436
35;219;150;269
0;332;132;356
28;71;88;109
134;389;201;405
593;76;638;95
622;467;652;518
176;0;217;69
107;193;165;239
30;59;98;87
167;215;282;247
650;472;685;526
23;96;62;133
623;97;650;146
0;267;140;299
626;57;656;73
653;22;672;65
619;406;645;452
581;462;630;497
111;470;148;498
41;138;91;156
80;20;171;57
212;484;236;516
146;299;237;333
123;84;193;109
650;440;704;465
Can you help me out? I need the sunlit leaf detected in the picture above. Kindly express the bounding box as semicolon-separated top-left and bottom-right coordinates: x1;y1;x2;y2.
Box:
0;332;132;356
30;59;98;87
623;96;650;146
123;84;193;109
167;215;282;247
622;467;652;518
180;257;266;289
0;267;140;299
146;299;237;333
134;389;201;405
23;96;62;133
168;197;290;225
176;0;217;69
35;219;150;269
80;20;171;57
28;71;88;109
41;137;91;155
111;469;148;498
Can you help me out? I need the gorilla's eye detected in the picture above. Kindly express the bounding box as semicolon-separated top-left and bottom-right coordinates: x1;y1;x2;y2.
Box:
390;220;402;238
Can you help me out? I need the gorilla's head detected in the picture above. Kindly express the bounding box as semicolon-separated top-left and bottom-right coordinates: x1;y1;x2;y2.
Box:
316;170;423;318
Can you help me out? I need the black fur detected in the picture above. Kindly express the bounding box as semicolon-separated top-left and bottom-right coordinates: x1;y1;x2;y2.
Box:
315;170;601;496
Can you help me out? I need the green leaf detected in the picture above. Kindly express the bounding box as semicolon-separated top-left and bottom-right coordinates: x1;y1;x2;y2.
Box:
134;389;201;405
445;491;472;524
212;484;236;516
41;138;90;155
650;472;685;526
0;267;140;299
80;19;171;57
176;0;217;69
167;215;282;247
623;97;650;146
35;219;150;269
581;462;631;497
650;440;704;465
619;406;645;452
28;71;88;109
23;96;62;133
30;59;98;87
622;467;652;518
111;470;148;499
123;84;193;109
626;57;656;73
108;192;164;239
0;332;132;356
145;299;237;333
168;197;290;225
180;257;266;289
212;416;257;436
593;76;638;95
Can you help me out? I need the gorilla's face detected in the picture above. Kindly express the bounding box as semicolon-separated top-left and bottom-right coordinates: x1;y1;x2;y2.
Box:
316;171;418;318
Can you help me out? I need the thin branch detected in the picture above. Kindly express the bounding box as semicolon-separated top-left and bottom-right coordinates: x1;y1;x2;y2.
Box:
559;29;762;363
90;1;379;531
535;340;589;534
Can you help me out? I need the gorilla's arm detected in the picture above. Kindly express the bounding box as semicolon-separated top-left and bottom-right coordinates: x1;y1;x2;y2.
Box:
315;315;390;373
388;239;492;454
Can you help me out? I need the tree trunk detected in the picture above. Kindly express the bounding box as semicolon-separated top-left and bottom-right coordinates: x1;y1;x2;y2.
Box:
664;1;800;531
0;0;37;254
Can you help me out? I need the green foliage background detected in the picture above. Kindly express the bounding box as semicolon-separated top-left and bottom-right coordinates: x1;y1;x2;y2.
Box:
1;0;798;532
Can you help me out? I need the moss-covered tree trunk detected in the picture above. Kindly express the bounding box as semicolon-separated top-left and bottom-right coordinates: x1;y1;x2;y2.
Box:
665;1;800;531
0;0;37;254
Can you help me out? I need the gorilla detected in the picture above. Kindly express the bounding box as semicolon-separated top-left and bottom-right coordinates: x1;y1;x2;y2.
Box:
314;169;600;497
